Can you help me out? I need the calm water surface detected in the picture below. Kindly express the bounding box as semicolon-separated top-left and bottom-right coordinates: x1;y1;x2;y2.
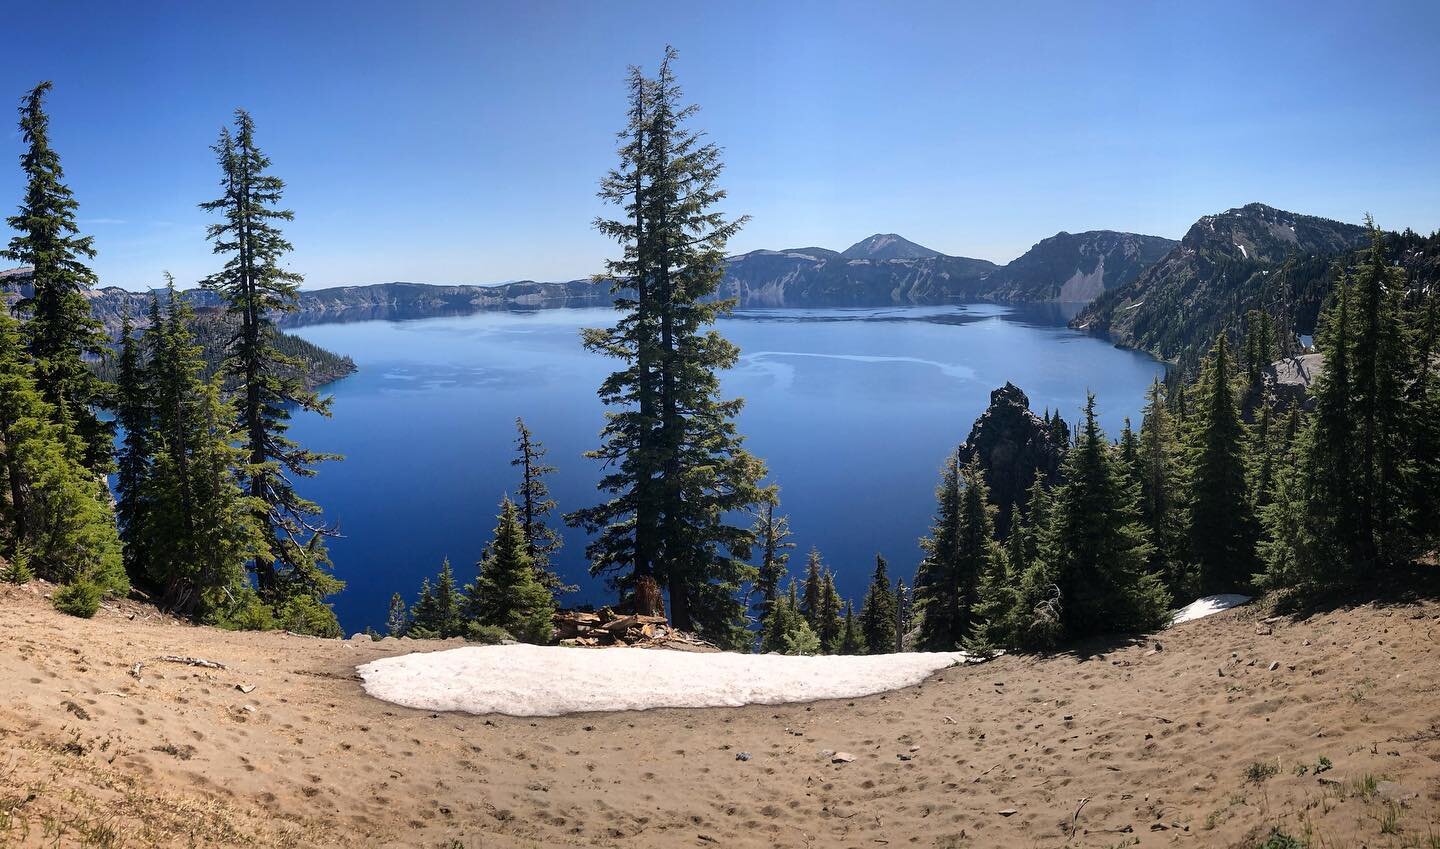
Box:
287;304;1165;632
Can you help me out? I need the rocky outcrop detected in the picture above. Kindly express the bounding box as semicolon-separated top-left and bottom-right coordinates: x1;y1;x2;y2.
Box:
1265;353;1324;411
957;383;1065;535
985;231;1177;303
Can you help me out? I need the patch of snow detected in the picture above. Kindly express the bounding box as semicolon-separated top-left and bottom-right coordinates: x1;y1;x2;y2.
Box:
1123;300;1145;310
357;645;970;717
1169;594;1252;626
1235;243;1249;259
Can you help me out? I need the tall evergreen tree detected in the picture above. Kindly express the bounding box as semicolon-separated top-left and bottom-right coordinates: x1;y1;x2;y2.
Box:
385;592;409;637
467;497;556;644
138;282;268;618
759;579;820;655
1137;379;1191;597
568;50;767;643
0;310;124;595
838;601;862;655
1187;334;1259;592
858;554;896;655
2;82;111;471
511;417;568;594
113;308;153;583
200;109;341;623
799;546;825;628
916;455;999;650
1018;395;1168;645
816;570;843;653
750;501;794;623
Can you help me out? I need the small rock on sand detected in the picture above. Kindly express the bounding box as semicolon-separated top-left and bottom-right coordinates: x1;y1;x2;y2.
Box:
831;752;856;764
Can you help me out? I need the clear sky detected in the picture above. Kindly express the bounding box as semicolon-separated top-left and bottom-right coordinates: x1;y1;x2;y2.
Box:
3;0;1439;291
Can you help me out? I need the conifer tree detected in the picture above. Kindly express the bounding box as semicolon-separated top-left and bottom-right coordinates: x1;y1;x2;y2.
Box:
409;559;462;638
1019;395;1168;644
467;497;556;644
136;283;269;618
385;592;409;637
1187;334;1259;592
915;451;962;650
2;82;111;471
800;547;824;628
838;601;862;655
113;309;153;582
511;418;568;593
200;109;341;623
409;577;438;635
858;554;896;655
1137;379;1190;596
816;571;843;653
0;311;124;594
759;579;820;655
916;455;999;650
568;49;767;643
751;501;794;623
893;577;911;652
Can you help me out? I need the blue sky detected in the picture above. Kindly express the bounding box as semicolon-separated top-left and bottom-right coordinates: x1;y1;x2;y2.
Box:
3;0;1438;291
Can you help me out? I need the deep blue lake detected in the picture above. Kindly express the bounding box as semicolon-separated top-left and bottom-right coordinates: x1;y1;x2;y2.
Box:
286;304;1166;633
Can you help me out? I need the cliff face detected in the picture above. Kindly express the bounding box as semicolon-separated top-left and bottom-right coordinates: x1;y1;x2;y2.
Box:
984;231;1177;302
956;382;1065;535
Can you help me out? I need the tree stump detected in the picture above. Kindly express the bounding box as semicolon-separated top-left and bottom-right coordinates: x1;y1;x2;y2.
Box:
631;575;666;620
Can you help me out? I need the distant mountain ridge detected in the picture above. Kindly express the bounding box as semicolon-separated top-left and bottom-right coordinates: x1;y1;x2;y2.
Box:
1072;203;1376;368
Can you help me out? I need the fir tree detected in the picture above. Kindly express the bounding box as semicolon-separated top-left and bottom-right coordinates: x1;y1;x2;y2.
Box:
838;601;862;655
893;577;911;652
200;109;342;624
816;571;843;653
385;592;409;637
1187;334;1260;592
0;311;124;595
1020;394;1168;644
136;282;268;619
750;501;793;623
915;450;962;650
410;559;463;639
858;554;896;655
568;48;767;644
409;577;438;636
800;546;824;629
2;82;111;471
1137;379;1191;597
511;418;568;594
759;579;820;655
467;497;556;644
113;308;153;583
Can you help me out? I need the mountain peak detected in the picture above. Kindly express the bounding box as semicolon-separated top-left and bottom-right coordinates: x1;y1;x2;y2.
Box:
840;234;942;261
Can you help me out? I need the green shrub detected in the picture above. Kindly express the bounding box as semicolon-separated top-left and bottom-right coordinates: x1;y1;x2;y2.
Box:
213;587;277;631
1;555;33;584
276;595;342;638
465;622;514;644
53;580;101;618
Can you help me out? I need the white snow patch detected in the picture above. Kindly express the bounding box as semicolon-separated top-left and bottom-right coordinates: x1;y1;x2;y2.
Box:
1169;594;1252;626
1235;243;1249;259
357;645;970;717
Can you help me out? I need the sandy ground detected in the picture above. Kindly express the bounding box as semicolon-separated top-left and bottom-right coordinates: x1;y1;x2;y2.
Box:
2;582;1439;849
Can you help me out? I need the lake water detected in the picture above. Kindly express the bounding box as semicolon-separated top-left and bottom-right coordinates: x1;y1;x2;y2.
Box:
287;304;1166;633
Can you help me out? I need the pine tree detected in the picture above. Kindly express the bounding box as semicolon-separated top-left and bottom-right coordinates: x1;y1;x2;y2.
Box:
759;579;820;655
467;497;556;644
893;577;911;652
200;109;341;622
0;310;124;595
916;455;999;650
800;547;824;629
858;554;896;655
137;282;268;619
1187;334;1260;592
409;577;438;636
2;82;111;471
1021;394;1168;644
385;592;409;637
511;418;568;594
816;571;843;653
915;450;962;650
838;601;862;655
1137;379;1191;597
113;308;153;583
750;501;793;623
568;49;767;644
409;559;463;639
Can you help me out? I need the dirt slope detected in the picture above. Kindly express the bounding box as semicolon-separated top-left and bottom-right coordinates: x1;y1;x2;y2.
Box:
1;582;1438;848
